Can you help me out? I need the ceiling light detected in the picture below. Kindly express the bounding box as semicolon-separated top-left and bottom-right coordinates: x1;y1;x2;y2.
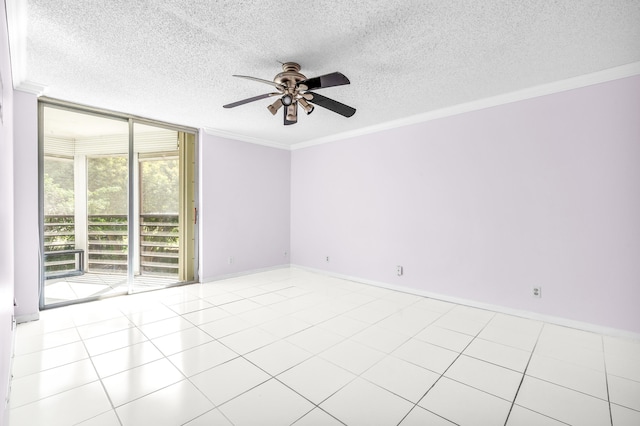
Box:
267;99;283;115
286;104;297;122
281;94;293;106
298;98;314;115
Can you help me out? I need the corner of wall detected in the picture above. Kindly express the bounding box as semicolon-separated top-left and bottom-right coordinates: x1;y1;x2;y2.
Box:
12;90;40;320
1;2;17;423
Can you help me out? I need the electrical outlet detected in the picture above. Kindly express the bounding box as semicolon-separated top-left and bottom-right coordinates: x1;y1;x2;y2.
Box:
284;251;288;257
325;256;330;262
228;256;234;264
532;286;542;298
396;265;403;276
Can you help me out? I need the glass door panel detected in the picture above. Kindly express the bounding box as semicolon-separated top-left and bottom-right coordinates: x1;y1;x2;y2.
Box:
139;155;179;278
134;122;179;291
41;106;129;307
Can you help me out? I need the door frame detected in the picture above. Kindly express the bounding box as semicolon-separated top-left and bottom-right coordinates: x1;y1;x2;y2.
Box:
38;98;199;309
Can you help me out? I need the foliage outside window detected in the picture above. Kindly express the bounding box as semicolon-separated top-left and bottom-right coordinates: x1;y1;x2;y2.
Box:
140;158;179;214
88;156;128;215
44;157;74;215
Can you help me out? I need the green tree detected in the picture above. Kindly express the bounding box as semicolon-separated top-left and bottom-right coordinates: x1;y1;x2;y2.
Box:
43;157;74;215
140;158;179;214
88;156;128;215
46;155;179;216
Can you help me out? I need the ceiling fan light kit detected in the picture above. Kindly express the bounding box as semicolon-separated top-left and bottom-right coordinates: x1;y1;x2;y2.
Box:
223;62;356;125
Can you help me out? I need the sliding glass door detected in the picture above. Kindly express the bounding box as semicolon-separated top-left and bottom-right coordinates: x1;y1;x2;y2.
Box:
39;102;197;308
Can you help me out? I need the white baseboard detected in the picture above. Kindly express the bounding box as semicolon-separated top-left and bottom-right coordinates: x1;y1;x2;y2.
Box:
15;312;39;324
290;264;640;341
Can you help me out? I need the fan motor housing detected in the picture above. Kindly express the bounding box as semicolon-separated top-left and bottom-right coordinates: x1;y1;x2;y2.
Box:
274;62;306;89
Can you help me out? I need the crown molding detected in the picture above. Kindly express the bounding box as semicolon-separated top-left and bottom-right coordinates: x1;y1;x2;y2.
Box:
291;62;640;150
202;127;290;150
5;0;27;89
14;80;48;96
6;0;48;96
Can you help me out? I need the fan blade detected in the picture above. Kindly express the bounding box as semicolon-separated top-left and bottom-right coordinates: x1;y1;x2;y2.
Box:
223;93;279;108
284;103;297;125
305;92;356;117
233;75;285;90
297;72;350;91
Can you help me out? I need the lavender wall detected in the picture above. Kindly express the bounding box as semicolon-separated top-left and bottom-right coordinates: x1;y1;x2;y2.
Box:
12;91;40;322
291;76;640;335
199;133;291;281
0;3;15;423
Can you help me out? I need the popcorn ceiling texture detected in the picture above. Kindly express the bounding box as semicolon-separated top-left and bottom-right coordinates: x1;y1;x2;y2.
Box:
20;0;640;146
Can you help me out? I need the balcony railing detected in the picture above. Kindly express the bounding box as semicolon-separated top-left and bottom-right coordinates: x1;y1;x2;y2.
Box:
44;214;179;278
140;214;179;277
44;215;78;278
87;215;128;274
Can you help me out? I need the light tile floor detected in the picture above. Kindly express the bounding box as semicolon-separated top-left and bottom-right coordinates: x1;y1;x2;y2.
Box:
9;268;640;426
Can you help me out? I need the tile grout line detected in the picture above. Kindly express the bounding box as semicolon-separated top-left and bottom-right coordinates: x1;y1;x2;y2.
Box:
225;279;364;422
173;296;270;425
356;312;453;424
217;289;372;425
217;288;498;425
9;322;124;424
96;305;227;425
266;307;432;424
85;304;205;424
394;311;497;426
201;283;431;425
601;335;614;426
76;320;125;426
501;321;542;426
499;322;583;426
173;283;338;424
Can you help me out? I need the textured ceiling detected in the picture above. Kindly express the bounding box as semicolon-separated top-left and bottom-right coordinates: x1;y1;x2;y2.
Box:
7;0;640;147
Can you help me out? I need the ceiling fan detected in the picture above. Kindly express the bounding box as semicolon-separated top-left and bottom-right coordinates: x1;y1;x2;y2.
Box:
223;62;356;125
